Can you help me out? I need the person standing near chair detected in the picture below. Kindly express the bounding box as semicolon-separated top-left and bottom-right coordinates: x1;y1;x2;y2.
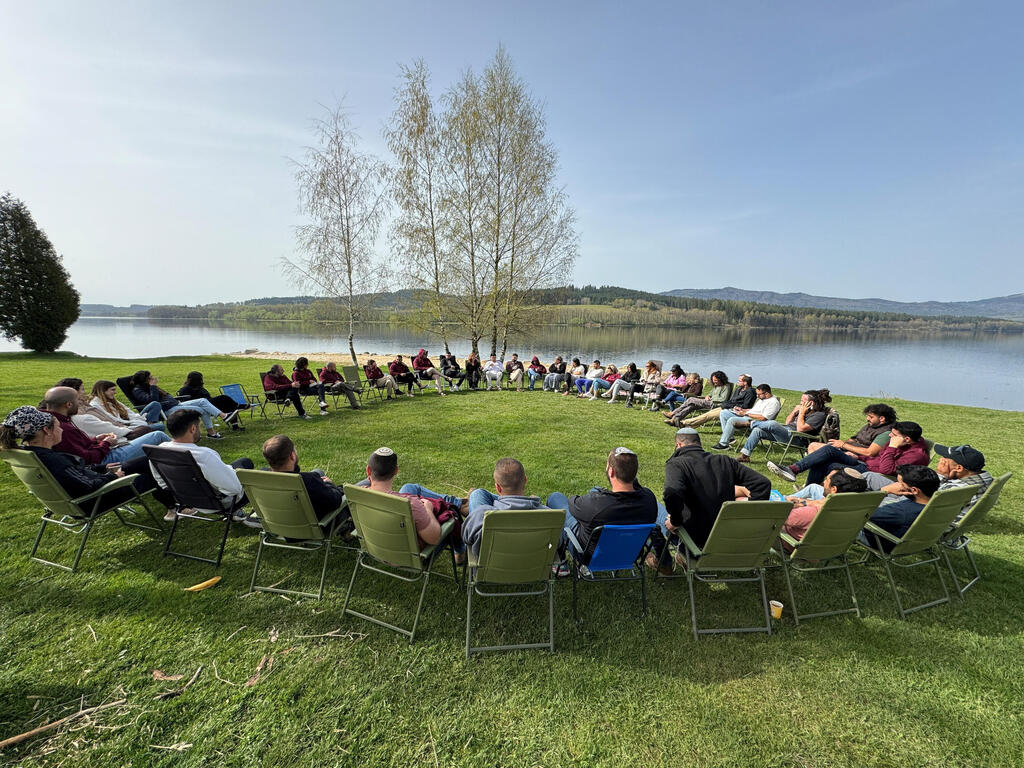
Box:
293;357;330;414
675;374;755;428
261;434;349;529
132;370;238;437
389;355;424;395
364;359;399;399
318;362;361;410
177;371;248;429
463;458;560;559
711;383;781;450
150;409;255;521
735;389;831;463
41;386;171;465
355;447;441;548
2;405;175;510
264;364;310;419
546;447;659;566
661;427;771;554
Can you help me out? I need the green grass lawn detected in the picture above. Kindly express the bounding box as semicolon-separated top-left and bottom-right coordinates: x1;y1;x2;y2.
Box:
1;353;1022;767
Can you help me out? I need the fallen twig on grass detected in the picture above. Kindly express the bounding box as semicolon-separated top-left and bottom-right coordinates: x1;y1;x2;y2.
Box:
294;628;367;641
154;666;203;700
0;699;127;751
151;670;183;682
150;742;192;751
225;625;247;642
212;661;238;687
86;624;97;643
240;573;293;597
244;655;273;687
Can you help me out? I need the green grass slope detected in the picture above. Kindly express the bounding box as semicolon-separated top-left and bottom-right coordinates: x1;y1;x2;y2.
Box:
0;353;1021;767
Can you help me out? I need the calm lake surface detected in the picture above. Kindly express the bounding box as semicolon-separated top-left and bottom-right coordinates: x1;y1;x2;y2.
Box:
2;317;1021;411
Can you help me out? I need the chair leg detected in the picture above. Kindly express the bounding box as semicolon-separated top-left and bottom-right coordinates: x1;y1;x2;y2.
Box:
843;554;861;619
547;579;555;652
571;560;580;623
408;559;435;644
759;568;772;635
781;555;800;626
315;540;332;600
879;556;907;620
687;570;699;641
639;566;648;618
29;516;50;561
214;515;232;568
940;547;964;598
249;535;266;594
465;580;473;659
342;552;363;614
162;515;180;558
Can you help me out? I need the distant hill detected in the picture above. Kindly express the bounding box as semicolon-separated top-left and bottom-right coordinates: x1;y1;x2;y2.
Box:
80;303;152;317
661;288;1024;322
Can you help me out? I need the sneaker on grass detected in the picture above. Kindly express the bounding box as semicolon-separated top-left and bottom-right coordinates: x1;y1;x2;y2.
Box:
766;460;797;482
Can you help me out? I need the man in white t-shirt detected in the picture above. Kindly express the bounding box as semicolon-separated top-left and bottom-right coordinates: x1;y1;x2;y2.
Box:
148;408;256;522
712;383;782;450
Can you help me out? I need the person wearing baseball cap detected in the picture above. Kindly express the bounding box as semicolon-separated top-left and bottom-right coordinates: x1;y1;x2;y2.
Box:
870;444;993;523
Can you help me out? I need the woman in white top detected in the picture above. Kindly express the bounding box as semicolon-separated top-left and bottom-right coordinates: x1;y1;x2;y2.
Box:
88;379;160;430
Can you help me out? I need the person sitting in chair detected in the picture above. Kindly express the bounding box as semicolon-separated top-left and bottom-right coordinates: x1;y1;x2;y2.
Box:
483;354;505;390
782;467;869;544
440;353;466;390
149;409;256;524
1;405;174;511
364;359;398;399
389;355;424;395
132;370;239;437
262;434;349;530
412;349;448;396
505;354;525;391
527;356;547;390
735;388;831;463
354;447;441;548
859;464;941;552
546;446;659;569
711;383;781;450
292;357;329;415
318;361;361;410
264;364;310;419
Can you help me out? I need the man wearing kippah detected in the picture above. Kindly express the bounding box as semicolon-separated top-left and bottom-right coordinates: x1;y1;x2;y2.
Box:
546;447;659;571
356;447;442;550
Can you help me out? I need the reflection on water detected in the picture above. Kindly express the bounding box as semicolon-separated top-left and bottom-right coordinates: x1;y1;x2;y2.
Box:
1;317;1021;411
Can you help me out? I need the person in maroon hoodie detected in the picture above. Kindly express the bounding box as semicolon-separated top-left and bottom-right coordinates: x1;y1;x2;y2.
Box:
389;355;424;395
412;349;448;396
526;356;547;390
364;359;399;398
769;421;929;486
292;357;329;415
263;364;310;419
318;361;361;409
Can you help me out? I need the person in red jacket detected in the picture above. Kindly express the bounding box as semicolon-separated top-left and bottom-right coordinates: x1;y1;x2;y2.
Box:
412;349;448;396
769;421;929;486
292;357;329;415
263;364;310;419
389;355;424;395
318;361;361;409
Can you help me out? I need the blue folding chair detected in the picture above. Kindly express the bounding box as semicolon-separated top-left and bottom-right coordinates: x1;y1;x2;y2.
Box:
219;383;264;420
565;523;655;622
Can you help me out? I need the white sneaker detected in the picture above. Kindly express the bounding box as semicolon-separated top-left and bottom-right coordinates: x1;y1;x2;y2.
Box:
319;408;329;416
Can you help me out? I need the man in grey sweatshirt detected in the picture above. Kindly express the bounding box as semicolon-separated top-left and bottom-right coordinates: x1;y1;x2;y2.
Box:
463;457;562;557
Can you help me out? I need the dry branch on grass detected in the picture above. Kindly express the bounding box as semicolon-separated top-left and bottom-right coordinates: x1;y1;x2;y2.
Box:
0;699;127;751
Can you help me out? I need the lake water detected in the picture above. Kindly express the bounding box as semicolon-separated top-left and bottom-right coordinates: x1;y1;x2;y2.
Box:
2;317;1021;411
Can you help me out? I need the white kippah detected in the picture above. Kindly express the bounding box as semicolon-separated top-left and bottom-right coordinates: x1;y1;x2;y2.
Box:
373;446;395;456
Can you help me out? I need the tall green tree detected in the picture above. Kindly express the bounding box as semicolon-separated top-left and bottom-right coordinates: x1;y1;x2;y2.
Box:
0;193;80;352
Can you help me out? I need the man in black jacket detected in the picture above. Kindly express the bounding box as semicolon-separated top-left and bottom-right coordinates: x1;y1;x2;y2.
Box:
675;373;756;429
261;434;348;531
662;428;771;551
548;447;659;564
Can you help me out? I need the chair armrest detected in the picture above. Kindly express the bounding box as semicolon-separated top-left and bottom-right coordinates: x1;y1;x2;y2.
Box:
71;473;141;505
779;531;799;549
564;527;584;557
863;521;901;545
319;500;350;528
676;527;702;558
174;395;191;402
420;518;457;560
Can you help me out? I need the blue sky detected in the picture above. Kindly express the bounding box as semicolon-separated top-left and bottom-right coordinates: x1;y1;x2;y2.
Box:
1;0;1021;305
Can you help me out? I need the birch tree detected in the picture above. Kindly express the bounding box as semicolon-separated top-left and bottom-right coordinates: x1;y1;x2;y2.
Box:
288;105;390;364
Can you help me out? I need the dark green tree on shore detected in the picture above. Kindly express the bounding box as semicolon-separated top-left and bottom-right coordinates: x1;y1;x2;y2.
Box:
0;193;80;352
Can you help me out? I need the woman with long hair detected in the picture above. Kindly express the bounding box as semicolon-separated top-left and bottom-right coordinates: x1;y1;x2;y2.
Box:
665;371;732;425
131;370;237;439
178;371;248;430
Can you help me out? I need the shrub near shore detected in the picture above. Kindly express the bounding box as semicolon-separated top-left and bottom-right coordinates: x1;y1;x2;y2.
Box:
0;353;1022;767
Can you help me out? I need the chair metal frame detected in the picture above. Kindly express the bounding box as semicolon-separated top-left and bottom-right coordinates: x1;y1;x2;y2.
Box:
465;508;564;658
238;469;353;600
315;367;347;409
774;491;885;624
342;484;461;644
1;449;163;573
219;383;264;420
565;523;655;623
676;500;793;639
355;365;387;401
143;445;244;567
855;485;977;619
939;473;1011;598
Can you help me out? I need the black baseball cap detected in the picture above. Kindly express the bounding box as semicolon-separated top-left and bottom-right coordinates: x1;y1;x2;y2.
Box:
934;444;985;472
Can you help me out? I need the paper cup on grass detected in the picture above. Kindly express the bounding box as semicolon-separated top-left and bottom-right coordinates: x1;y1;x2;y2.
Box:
769;600;784;620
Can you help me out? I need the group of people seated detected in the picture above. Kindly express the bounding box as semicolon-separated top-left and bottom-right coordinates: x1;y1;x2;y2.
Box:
2;367;995;577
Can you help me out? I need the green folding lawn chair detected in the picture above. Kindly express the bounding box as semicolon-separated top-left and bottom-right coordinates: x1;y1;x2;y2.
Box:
237;469;353;600
676;500;793;639
342;364;380;402
1;448;163;573
856;484;977;619
466;508;565;658
342;484;460;643
774;491;885;624
939;473;1011;598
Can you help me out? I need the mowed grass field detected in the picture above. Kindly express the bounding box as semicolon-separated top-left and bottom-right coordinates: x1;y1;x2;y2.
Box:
0;353;1022;767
